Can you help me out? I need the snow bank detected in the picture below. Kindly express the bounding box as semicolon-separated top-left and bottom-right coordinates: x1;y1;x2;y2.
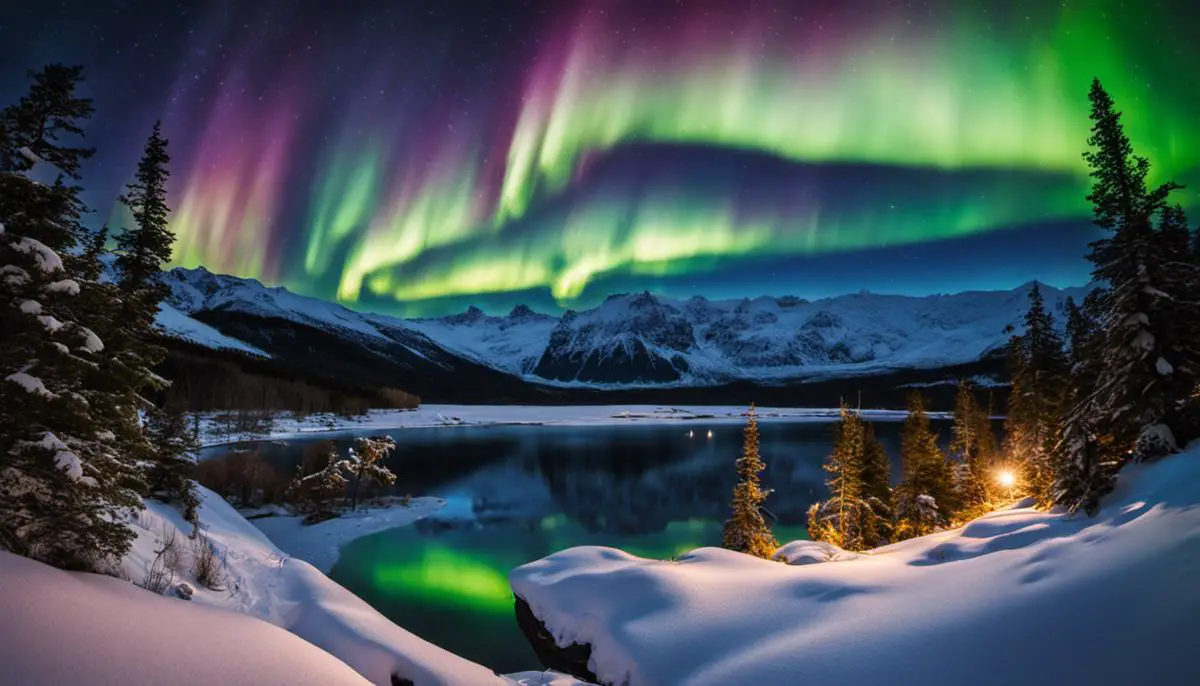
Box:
126;487;505;685
124;488;582;685
252;497;447;573
0;551;372;685
511;451;1200;686
201;404;933;447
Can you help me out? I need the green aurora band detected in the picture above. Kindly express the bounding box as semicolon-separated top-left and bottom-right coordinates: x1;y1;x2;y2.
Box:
159;1;1200;314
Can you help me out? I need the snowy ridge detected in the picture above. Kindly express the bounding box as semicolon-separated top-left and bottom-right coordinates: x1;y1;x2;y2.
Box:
157;266;1088;387
511;450;1200;686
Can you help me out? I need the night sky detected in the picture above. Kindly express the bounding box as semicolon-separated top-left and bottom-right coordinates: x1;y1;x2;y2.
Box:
3;0;1198;316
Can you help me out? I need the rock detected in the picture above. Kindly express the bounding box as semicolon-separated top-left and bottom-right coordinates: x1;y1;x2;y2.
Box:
172;582;195;600
513;594;599;685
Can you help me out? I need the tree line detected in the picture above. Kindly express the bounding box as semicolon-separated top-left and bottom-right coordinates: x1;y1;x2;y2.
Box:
725;79;1200;556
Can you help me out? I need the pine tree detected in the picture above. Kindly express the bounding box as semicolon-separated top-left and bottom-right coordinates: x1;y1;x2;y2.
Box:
722;405;777;559
0;64;95;178
951;381;994;520
894;392;954;539
1006;283;1069;506
113;123;180;501
145;402;201;525
0;67;141;570
859;421;894;542
115;122;172;297
344;436;398;511
807;404;878;551
1058;79;1193;514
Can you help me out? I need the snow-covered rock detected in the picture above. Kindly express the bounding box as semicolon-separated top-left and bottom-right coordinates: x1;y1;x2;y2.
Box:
511;450;1200;686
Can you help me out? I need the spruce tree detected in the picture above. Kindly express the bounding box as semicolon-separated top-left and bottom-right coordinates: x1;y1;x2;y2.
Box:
1058;79;1194;514
145;402;201;525
116;121;172;296
951;381;994;520
0;64;95;178
113;123;181;503
723;405;777;559
859;421;894;542
894;392;954;539
0;67;141;570
807;404;877;551
1006;283;1069;506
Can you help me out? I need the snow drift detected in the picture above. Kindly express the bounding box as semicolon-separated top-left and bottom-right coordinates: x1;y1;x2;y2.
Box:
511;449;1200;686
0;550;372;686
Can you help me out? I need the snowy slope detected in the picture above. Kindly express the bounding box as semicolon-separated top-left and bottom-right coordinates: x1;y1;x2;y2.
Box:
123;486;544;685
0;551;372;686
155;301;270;356
155;265;1088;387
407;305;559;375
511;451;1200;686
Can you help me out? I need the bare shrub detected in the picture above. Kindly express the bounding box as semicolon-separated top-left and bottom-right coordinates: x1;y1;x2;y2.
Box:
141;526;179;594
192;530;224;590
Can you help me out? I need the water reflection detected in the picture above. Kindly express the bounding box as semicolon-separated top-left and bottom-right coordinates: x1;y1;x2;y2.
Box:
267;420;922;673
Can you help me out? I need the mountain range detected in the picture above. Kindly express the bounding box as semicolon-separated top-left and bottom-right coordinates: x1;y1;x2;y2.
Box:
157;266;1088;405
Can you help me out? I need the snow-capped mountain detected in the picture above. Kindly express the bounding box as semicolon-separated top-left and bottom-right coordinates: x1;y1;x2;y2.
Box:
155;266;1088;392
417;285;1089;385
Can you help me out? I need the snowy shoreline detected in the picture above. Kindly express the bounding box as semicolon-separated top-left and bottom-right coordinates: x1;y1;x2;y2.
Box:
201;404;948;449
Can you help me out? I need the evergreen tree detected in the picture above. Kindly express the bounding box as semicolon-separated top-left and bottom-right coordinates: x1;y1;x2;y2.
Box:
950;381;994;520
344;436;398;511
1058;80;1194;513
807;404;878;551
723;405;778;559
1006;283;1069;506
112;124;179;500
859;421;894;542
894;392;954;539
144;402;201;525
115;122;172;296
0;64;95;178
0;67;141;570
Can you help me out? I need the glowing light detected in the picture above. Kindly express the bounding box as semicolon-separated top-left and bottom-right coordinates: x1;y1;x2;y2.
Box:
706;430;713;440
996;469;1017;489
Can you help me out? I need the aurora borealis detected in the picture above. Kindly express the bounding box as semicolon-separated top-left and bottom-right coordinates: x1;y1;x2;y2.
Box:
4;0;1199;315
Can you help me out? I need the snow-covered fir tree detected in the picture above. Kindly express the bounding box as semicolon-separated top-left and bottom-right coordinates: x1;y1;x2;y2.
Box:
894;392;954;540
1057;79;1200;514
808;404;888;551
1006;283;1069;506
344;436;398;511
722;405;777;559
951;381;995;520
859;421;894;543
0;66;142;570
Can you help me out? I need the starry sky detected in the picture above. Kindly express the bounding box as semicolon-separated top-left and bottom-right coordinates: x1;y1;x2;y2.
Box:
3;0;1198;316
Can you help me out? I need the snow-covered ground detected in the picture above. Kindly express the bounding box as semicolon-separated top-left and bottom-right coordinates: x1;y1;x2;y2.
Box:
511;450;1200;686
251;497;446;573
0;550;374;686
201;404;939;448
116;487;580;685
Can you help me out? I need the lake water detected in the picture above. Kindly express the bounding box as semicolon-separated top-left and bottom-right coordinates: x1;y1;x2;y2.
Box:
248;419;934;673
